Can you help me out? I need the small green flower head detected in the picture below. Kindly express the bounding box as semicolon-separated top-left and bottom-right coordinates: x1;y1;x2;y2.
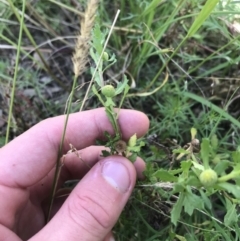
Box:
199;169;218;187
101;85;116;98
103;52;109;61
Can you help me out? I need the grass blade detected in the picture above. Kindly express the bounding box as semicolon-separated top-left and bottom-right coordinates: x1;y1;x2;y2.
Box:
5;0;26;144
187;0;220;37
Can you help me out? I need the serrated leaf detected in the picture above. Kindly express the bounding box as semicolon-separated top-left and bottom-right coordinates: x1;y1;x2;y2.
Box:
92;23;106;55
171;192;185;225
127;140;145;153
217;182;240;199
192;161;204;171
224;199;238;226
153;169;178;182
183;188;204;216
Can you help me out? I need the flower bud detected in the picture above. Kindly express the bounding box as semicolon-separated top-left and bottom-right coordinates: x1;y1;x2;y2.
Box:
115;140;127;153
103;52;109;61
199;169;218;187
101;85;116;98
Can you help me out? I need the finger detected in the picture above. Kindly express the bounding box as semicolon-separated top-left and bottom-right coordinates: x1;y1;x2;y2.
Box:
62;146;146;180
29;156;136;241
35;146;145;201
103;231;115;241
0;109;149;188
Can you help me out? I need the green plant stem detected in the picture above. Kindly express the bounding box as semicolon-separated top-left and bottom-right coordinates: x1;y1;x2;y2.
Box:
5;0;26;144
108;105;120;136
46;75;78;222
218;171;240;183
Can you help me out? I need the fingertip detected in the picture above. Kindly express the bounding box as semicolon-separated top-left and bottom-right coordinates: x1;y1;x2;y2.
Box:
118;109;150;138
133;157;146;180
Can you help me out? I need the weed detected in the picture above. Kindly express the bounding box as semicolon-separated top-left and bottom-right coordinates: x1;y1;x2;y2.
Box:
2;0;240;240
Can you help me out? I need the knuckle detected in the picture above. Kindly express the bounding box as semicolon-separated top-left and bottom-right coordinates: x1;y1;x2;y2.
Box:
68;192;112;233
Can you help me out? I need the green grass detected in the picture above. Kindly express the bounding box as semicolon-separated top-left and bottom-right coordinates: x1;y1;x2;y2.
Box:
1;0;240;240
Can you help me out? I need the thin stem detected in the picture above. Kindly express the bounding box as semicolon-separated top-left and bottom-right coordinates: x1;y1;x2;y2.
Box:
5;0;26;144
218;171;240;183
46;75;78;222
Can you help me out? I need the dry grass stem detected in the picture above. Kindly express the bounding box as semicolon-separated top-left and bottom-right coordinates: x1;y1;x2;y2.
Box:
72;0;100;77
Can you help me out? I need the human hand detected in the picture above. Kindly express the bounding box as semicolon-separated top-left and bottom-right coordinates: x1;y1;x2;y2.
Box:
0;108;149;241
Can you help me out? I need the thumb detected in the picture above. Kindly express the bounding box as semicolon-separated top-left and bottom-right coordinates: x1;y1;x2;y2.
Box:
30;156;136;241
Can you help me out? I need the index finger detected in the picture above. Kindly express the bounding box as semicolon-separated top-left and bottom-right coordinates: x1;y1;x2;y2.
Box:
0;108;149;187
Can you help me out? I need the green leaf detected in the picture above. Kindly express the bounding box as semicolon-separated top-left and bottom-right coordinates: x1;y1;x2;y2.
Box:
115;75;129;95
183;188;204;216
127;145;140;153
187;0;220;37
128;133;137;147
181;160;192;172
217;183;240;199
186;175;201;186
192;161;204;171
173;183;185;193
101;150;110;157
172;148;190;154
211;134;218;149
191;127;197;140
171;192;185;225
128;153;137;162
232;151;240;164
224;199;238;226
102;53;117;72
118;76;130;111
200;138;211;168
91;22;106;55
153;169;178;182
199;189;212;209
92;85;105;105
214;160;230;175
175;234;187;241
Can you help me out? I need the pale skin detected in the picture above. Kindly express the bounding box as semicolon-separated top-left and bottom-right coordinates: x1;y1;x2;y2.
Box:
0;108;149;241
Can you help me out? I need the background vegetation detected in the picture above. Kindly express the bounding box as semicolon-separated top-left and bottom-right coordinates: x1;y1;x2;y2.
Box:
1;0;240;240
